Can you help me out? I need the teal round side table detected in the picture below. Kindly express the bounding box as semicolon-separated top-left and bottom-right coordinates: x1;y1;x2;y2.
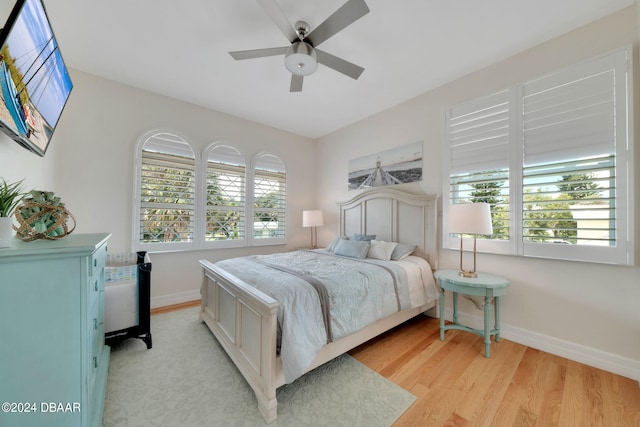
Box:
434;269;510;358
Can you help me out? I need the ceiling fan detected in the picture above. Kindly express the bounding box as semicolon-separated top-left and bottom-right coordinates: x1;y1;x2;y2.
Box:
229;0;370;92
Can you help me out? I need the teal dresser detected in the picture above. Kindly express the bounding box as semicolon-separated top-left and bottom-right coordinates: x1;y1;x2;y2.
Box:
0;233;111;427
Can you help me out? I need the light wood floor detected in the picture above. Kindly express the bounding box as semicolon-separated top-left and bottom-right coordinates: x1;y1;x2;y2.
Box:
150;300;200;316
348;315;640;427
154;301;640;426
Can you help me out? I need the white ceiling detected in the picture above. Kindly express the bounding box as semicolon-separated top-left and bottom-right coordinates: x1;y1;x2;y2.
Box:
36;0;635;138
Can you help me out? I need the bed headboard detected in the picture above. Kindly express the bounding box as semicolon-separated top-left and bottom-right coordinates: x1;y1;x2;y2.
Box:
337;189;439;269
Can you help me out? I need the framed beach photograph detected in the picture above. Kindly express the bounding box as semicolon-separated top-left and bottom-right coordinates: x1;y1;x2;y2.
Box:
348;141;423;190
0;0;73;156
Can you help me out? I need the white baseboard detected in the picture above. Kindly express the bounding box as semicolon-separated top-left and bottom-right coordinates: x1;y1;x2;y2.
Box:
443;307;640;382
151;289;201;309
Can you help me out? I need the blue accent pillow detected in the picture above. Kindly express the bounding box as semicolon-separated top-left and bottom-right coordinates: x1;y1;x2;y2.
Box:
351;233;376;241
390;243;417;261
326;237;348;252
334;239;371;259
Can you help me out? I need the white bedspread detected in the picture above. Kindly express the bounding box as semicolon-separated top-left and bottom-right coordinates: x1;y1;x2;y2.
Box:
215;250;437;383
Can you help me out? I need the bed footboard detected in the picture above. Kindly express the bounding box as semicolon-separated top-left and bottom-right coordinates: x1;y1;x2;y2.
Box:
198;259;280;423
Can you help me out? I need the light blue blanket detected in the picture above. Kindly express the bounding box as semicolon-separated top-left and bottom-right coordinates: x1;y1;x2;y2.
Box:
215;250;412;383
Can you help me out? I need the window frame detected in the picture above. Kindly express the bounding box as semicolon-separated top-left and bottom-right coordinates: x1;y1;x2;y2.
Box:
443;46;634;265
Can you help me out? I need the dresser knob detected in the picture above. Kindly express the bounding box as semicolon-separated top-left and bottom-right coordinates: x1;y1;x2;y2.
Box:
95;281;98;292
94;318;98;330
93;356;98;369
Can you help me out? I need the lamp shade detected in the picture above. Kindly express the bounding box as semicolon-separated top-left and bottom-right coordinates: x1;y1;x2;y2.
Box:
302;210;323;228
448;203;493;235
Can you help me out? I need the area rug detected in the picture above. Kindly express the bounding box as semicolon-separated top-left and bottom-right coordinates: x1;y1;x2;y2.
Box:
103;307;415;427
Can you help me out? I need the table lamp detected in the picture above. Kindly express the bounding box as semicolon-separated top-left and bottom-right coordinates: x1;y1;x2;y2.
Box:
302;210;323;249
448;203;493;278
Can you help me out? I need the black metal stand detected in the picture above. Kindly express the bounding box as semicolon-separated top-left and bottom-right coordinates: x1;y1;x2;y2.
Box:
105;251;152;349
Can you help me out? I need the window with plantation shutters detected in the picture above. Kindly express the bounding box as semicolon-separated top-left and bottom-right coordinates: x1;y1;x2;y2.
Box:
252;153;286;243
205;144;246;245
134;134;289;251
444;47;633;265
134;131;196;251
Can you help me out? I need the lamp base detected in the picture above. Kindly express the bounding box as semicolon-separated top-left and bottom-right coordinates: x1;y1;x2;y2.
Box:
309;227;318;250
457;235;479;278
458;270;478;278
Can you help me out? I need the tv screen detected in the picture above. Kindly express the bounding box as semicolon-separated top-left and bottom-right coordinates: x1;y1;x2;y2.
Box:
0;0;72;156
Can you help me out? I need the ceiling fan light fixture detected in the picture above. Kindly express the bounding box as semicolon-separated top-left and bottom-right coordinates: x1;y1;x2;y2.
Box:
285;41;318;76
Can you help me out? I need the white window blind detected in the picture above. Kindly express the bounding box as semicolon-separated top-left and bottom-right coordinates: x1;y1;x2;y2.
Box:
446;90;512;245
522;57;619;166
252;153;286;242
444;47;633;265
447;90;511;175
138;133;196;247
520;49;630;263
205;145;245;243
522;156;615;245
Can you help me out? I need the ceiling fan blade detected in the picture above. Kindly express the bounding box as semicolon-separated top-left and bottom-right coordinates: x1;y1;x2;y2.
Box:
290;74;303;92
316;49;364;80
257;0;298;43
229;46;288;60
306;0;370;47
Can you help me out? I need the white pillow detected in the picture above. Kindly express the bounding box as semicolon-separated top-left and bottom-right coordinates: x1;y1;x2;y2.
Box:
367;240;398;261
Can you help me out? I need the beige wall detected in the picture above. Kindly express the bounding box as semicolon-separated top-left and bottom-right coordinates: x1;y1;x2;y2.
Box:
316;7;640;378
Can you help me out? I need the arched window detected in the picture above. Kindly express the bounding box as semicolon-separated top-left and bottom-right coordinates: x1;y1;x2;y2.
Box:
251;153;286;244
133;133;288;251
204;144;246;247
133;131;197;252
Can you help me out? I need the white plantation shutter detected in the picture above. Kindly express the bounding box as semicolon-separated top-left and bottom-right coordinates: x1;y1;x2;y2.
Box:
205;145;246;244
522;155;615;245
447;90;511;175
522;51;623;166
136;132;196;250
252;153;286;242
521;49;630;263
445;90;512;248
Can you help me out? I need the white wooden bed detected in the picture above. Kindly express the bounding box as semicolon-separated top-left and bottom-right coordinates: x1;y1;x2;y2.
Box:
198;188;439;423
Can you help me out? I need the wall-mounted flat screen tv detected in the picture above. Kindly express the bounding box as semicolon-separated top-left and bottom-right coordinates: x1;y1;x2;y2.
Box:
0;0;72;156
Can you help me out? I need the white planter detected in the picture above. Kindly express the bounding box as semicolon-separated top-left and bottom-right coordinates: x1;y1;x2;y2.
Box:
0;216;14;248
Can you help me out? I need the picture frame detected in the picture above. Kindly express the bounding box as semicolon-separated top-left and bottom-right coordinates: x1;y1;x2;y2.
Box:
348;141;423;190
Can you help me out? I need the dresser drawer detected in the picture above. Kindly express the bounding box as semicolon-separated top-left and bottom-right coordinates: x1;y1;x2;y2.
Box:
89;242;107;278
89;299;104;357
88;274;103;311
88;244;106;309
88;291;105;390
